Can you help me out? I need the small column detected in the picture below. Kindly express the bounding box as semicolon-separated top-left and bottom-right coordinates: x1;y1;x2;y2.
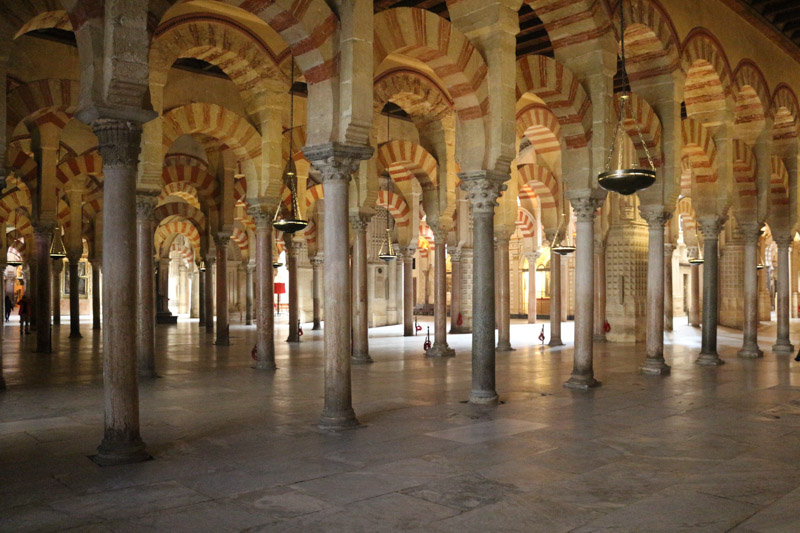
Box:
351;214;372;363
285;234;301;343
402;249;414;336
688;246;701;327
136;195;157;376
304;143;372;430
198;267;206;327
311;256;323;330
92;262;101;330
205;257;215;334
189;269;199;318
496;234;513;351
564;195;603;390
526;251;539;324
593;242;606;340
214;233;231;346
639;206;671;375
157;258;170;315
67;250;82;338
52;259;63;325
664;244;675;332
547;230;564;347
460;171;507;405
245;264;254;326
696;215;725;365
428;228;456;357
250;208;276;369
91;118;149;465
449;249;462;332
773;234;794;355
738;223;763;358
33;223;54;353
0;258;5;390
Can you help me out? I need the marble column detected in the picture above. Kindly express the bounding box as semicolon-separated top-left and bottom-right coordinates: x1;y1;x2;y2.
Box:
92;262;101;330
449;249;462;332
285;234;300;343
52;259;62;325
250;209;275;369
304;144;371;430
311;256;323;330
33;223;53;353
198;268;206;327
738;223;763;358
460;171;506;405
773;234;794;355
28;260;38;332
496;235;513;352
190;270;199;318
403;250;414;337
688;246;701;327
135;196;156;377
664;244;675;332
696;216;725;365
639;206;672;375
245;264;254;326
0;260;5;390
91;118;149;465
547;232;564;347
565;196;603;390
215;234;231;346
593;243;606;340
158;258;170;314
428;228;455;357
67;250;82;338
205;257;215;334
526;252;539;324
351;215;372;363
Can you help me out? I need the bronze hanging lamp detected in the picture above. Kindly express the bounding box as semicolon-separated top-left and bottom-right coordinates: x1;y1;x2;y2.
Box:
49;224;67;259
198;260;207;272
273;60;308;234
378;112;400;262
688;226;704;265
551;184;575;255
598;0;656;196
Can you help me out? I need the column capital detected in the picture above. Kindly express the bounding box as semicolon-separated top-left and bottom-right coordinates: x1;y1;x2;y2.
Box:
310;256;324;268
247;206;273;229
638;205;672;228
214;232;231;248
569;196;603;222
664;243;676;256
449;248;462;263
303;143;373;184
135;193;158;221
737;222;763;243
401;247;417;262
67;249;82;263
525;250;541;263
32;220;56;238
92;119;143;168
349;214;371;231
774;233;794;249
697;215;726;239
459;171;508;214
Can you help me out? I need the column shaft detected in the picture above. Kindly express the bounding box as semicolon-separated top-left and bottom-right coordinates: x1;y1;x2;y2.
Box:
549;252;563;346
245;266;253;326
689;251;701;327
92;263;101;330
311;258;322;330
739;226;763;357
697;217;724;365
664;245;675;332
593;246;606;340
403;255;414;336
136;197;156;376
286;236;300;342
450;254;461;332
52;261;62;325
198;269;206;327
68;256;82;338
205;259;215;334
428;230;455;357
774;237;794;354
215;237;230;345
252;214;275;369
351;217;371;362
640;208;670;375
33;226;53;353
527;253;537;324
496;237;513;351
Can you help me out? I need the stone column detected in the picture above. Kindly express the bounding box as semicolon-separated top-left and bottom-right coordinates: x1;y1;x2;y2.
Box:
92;262;101;330
664;244;675;332
449;249;462;332
428;228;456;357
526;251;539;324
66;250;82;338
311;256;323;330
33;223;54;353
564;196;603;389
593;243;606;340
135;196;156;376
91;118;149;465
190;270;199;318
205;257;215;334
496;234;513;352
214;234;231;346
460;171;506;405
403;249;414;336
0;259;5;390
305;144;372;430
639;206;671;375
281;236;298;342
198;267;206;327
245;264;254;326
696;216;724;365
158;258;170;314
688;246;701;327
52;259;63;325
773;234;794;355
549;247;564;347
738;223;763;358
351;215;372;362
250;209;276;369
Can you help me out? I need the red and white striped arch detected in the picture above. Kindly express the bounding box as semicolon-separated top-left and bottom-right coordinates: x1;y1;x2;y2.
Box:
56;151;103;188
615;0;681;81
770;156;790;207
516;164;559;232
516;103;561;155
6;79;80;131
376;140;438;191
681;118;717;185
616;92;662;167
526;0;612;52
159;182;202;210
154;202;207;237
231;224;250;258
732;60;770;143
304;183;325;213
732;139;757;216
770;84;800;144
155;220;202;258
516;207;536;240
13;9;72;38
681;29;733;119
378;190;410;228
162;164;220;206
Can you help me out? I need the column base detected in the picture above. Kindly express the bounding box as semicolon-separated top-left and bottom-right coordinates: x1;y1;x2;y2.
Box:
593;334;607;342
450;326;471;334
318;409;360;431
737;346;764;358
548;338;564;347
772;342;794;355
312;323;322;331
695;352;724;366
640;358;671;376
138;369;158;379
563;374;601;391
469;390;499;406
92;437;151;467
70;331;82;339
286;335;300;343
496;341;515;352
0;377;6;390
352;353;374;364
426;342;455;358
93;324;101;331
255;359;277;371
214;338;231;346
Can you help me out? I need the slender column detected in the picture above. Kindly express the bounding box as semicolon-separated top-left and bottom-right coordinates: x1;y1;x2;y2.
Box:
773;234;794;355
91;118;149;465
428;228;456;357
689;246;701;327
403;250;414;336
205;257;215;334
245;264;254;326
214;234;231;346
739;223;763;358
304;143;371;430
33;223;54;353
67;251;82;338
284;234;301;343
549;248;563;346
311;256;323;330
526;251;539;323
351;215;372;362
449;249;462;332
664;244;675;332
460;172;506;405
135;196;156;376
593;243;606;340
92;262;101;330
696;216;725;365
565;196;603;390
496;235;513;352
0;259;5;390
198;267;206;327
28;261;38;332
639;206;672;375
52;259;62;325
250;208;275;369
158;258;170;314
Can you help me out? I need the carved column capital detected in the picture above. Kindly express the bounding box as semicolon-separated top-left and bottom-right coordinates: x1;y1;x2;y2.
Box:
449;248;462;263
774;233;794;249
310;256;324;268
247;206;273;229
92;119;143;168
135;193;158;221
303;143;373;184
32;220;56;239
401;247;416;262
639;205;672;228
214;232;231;249
349;214;371;232
569;196;603;222
664;243;677;256
697;215;726;240
459;171;508;214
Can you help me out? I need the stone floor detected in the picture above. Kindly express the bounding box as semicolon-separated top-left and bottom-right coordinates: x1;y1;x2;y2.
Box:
1;315;800;532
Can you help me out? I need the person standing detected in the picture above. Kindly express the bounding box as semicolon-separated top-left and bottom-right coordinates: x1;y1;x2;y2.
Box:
18;293;30;334
5;294;12;321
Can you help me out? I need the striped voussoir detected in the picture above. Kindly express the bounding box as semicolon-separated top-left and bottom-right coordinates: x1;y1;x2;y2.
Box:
376;140;438;191
681;118;717;185
155;220;202;257
378;189;411;228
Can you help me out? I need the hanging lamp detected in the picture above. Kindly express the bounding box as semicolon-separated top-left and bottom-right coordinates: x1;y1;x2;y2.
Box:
756;263;766;270
378;112;400;262
597;0;656;196
272;261;283;269
273;59;308;234
198;260;207;273
688;226;704;265
551;184;575;255
49;225;67;259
